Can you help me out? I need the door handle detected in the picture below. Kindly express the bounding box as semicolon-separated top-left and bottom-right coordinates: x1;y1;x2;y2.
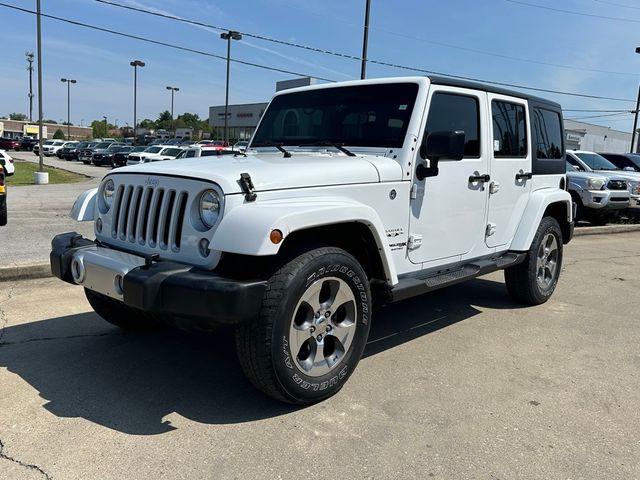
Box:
515;172;532;180
468;174;490;183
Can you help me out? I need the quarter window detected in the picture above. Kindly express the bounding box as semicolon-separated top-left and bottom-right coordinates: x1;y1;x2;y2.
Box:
533;108;563;159
425;93;480;157
492;101;527;157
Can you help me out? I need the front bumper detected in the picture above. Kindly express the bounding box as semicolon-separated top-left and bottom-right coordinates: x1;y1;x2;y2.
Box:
50;232;267;325
581;189;629;210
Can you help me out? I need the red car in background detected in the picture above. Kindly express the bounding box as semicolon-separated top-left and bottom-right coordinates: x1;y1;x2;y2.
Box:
197;140;230;150
0;138;21;150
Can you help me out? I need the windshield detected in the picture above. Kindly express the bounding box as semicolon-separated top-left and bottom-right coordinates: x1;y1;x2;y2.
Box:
252;83;419;149
43;141;54;145
95;142;112;149
75;142;89;148
131;146;147;152
575;152;618;171
106;145;123;152
160;148;183;156
144;147;163;153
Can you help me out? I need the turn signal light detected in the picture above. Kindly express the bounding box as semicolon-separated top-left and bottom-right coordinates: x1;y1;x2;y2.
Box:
270;229;283;244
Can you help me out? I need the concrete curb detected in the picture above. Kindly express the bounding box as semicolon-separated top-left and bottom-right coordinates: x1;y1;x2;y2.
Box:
0;263;52;282
1;225;638;282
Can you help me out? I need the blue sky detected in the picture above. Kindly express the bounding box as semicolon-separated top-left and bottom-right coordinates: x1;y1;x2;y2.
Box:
0;0;639;131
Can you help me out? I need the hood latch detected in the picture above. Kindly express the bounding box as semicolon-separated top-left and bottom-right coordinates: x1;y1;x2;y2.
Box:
239;173;257;202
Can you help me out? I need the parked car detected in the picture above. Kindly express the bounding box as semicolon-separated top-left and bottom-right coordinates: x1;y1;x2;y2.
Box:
233;141;249;152
79;142;115;164
33;140;54;156
56;141;79;159
0;149;15;176
598;152;640;172
0;138;21;151
126;145;185;165
112;146;142;167
565;160;629;224
60;141;89;161
42;140;66;156
92;144;127;166
175;146;236;159
197;140;230;150
52;76;574;404
19;136;38;151
566;150;640;208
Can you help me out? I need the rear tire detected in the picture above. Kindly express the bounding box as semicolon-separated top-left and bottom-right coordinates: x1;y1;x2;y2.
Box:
0;196;7;226
235;247;372;404
84;289;157;330
505;217;563;305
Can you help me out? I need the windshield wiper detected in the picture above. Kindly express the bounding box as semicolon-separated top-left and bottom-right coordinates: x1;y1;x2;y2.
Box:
251;141;291;158
299;141;356;157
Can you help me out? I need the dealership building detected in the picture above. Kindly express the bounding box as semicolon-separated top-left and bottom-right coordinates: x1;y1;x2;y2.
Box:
0;119;92;140
209;77;317;140
564;119;634;153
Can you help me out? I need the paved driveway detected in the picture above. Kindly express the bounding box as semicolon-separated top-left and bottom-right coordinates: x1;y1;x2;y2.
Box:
1;233;639;479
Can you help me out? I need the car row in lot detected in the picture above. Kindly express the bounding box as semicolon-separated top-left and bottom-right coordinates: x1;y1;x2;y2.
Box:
566;150;640;225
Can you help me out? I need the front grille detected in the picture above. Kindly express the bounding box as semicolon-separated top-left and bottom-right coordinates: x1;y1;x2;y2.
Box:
610;197;628;202
128;155;141;162
607;180;627;190
111;184;188;251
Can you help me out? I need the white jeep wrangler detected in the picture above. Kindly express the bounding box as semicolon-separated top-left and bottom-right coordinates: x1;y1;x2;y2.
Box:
51;76;573;404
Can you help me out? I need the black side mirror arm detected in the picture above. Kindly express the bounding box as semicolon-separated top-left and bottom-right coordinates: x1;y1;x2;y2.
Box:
416;157;439;181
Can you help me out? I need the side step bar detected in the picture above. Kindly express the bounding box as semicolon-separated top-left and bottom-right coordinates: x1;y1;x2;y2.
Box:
388;252;527;303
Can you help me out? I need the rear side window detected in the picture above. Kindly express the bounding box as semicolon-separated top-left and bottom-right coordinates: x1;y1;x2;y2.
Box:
492;101;527;157
425;92;480;157
533;108;563;159
186;150;196;158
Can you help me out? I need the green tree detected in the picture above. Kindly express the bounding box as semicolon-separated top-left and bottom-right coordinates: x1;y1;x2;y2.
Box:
9;112;28;121
139;118;156;129
42;119;58;124
155;110;173;131
91;120;107;139
53;129;65;139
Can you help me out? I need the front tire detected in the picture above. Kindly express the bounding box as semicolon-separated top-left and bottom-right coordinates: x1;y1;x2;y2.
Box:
235;247;372;405
505;216;563;305
84;289;157;330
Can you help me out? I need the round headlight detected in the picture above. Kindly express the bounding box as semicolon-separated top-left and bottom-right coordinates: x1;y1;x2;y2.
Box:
199;189;221;228
102;179;115;211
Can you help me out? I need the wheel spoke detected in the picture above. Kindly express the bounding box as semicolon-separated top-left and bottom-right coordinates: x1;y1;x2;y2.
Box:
299;281;324;312
329;321;356;354
329;282;353;311
290;324;313;357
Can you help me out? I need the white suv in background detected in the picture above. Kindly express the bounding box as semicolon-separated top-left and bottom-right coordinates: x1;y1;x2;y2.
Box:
43;140;66;156
126;146;185;165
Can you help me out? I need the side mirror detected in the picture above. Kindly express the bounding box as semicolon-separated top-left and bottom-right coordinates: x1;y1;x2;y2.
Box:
623;166;635;172
419;130;465;161
416;131;465;180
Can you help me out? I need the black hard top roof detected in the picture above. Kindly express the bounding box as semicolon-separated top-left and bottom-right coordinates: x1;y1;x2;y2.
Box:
427;75;562;110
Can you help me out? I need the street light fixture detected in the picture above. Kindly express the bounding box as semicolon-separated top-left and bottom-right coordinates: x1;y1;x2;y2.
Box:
166;86;179;135
130;59;145;145
103;115;108;137
60;78;77;140
220;30;242;144
631;47;640;154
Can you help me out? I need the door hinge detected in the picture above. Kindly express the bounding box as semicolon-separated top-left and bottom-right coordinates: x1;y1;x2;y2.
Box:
408;234;423;250
486;223;497;237
410;183;424;199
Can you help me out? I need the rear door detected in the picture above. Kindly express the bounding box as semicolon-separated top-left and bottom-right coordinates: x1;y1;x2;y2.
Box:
485;94;532;248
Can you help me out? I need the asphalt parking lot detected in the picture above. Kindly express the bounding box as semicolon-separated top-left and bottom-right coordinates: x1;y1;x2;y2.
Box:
1;232;639;479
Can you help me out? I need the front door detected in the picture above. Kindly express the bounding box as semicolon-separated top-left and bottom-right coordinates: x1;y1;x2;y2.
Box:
408;87;490;265
485;94;532;248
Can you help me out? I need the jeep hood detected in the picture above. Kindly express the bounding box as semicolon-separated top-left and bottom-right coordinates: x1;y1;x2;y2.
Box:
115;152;400;194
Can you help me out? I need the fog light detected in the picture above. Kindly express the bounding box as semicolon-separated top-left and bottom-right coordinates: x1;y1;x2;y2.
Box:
114;274;124;295
71;257;85;283
198;238;210;257
96;217;103;233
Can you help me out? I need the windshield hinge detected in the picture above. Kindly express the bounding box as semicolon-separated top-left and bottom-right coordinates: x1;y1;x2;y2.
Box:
408;234;423;250
239;173;257;202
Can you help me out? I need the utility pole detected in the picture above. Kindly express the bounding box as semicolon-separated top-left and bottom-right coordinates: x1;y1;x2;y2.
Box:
360;0;371;79
26;52;34;122
60;78;76;140
130;60;145;146
36;0;45;177
220;31;242;144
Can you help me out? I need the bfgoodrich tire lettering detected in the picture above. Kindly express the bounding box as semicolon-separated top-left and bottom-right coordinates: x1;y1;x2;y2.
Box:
235;247;372;405
504;216;563;305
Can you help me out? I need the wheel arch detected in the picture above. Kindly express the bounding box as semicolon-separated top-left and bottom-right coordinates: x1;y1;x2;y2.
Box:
510;189;573;250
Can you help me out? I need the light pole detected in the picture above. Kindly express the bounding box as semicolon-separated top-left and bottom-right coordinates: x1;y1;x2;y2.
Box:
166;86;179;136
360;0;371;79
631;47;640;154
220;30;242;144
130;60;145;145
26;52;34;122
103;115;108;137
60;78;76;140
36;0;44;177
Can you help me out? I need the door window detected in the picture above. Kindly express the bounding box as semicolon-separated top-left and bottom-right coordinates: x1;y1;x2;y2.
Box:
425;93;480;157
492;101;527;157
